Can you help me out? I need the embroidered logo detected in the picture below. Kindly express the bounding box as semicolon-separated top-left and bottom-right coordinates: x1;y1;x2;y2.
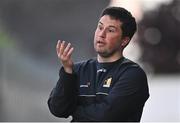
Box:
103;77;112;87
97;68;106;73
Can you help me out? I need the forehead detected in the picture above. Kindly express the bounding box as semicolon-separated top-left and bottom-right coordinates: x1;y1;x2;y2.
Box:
99;15;122;27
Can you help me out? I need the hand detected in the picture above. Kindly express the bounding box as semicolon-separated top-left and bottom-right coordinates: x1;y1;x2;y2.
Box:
56;40;74;74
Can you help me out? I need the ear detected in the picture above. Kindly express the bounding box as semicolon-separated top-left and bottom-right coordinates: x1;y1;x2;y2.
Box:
121;37;130;47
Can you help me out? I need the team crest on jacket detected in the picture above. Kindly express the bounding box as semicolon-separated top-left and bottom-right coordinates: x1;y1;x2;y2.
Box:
103;77;112;87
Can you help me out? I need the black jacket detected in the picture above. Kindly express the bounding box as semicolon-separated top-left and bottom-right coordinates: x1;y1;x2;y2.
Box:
48;57;149;121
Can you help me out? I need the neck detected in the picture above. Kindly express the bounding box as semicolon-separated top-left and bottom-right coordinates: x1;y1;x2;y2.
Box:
97;52;123;63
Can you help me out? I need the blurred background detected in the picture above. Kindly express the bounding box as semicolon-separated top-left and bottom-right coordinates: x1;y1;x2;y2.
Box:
0;0;179;121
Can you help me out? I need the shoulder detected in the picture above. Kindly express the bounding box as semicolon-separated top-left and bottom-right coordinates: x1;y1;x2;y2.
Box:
73;58;97;72
113;58;149;96
117;57;148;86
120;57;146;76
74;58;97;67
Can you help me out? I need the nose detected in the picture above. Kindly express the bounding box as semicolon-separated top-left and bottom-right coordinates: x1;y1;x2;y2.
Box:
99;29;106;38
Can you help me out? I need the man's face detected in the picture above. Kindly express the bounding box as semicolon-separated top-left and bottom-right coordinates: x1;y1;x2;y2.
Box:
94;15;124;58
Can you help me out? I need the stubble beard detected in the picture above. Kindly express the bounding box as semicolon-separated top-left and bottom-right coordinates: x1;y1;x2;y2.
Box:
95;46;119;58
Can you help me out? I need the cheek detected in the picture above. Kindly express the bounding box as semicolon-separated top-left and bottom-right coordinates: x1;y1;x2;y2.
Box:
107;37;121;48
108;41;117;48
94;30;98;40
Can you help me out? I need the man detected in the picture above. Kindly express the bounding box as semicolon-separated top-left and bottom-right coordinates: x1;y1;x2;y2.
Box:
48;6;149;122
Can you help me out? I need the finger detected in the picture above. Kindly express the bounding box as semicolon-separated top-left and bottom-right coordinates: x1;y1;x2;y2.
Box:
59;41;66;56
66;47;74;58
62;43;71;57
56;40;61;55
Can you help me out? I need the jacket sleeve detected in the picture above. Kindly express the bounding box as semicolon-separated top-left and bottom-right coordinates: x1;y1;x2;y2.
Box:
47;67;78;118
72;67;149;121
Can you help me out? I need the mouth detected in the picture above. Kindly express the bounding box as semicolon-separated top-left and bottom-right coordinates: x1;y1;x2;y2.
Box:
96;40;106;46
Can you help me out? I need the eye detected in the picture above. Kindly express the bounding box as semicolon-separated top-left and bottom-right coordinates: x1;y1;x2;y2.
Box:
108;28;116;33
97;24;103;30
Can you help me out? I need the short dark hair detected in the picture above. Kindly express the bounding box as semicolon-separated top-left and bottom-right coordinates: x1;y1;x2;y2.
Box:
101;6;137;39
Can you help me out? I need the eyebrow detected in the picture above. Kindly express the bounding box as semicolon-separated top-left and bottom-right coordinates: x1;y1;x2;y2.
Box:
99;21;118;29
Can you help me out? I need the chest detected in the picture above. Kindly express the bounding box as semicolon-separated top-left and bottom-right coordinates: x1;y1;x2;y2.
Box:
77;67;117;97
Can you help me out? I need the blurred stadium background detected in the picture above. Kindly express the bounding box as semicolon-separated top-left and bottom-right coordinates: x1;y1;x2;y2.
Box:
0;0;179;121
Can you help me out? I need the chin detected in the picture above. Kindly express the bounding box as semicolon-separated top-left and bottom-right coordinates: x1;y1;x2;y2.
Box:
97;51;111;58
